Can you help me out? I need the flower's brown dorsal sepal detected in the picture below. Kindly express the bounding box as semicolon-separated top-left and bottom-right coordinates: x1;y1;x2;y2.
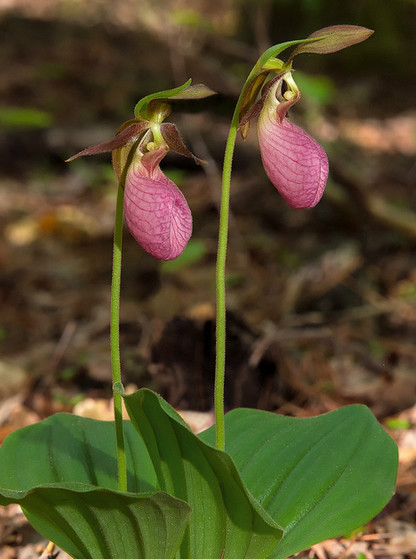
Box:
239;97;265;139
288;25;374;60
161;123;207;166
66;121;150;162
238;71;269;139
239;74;283;137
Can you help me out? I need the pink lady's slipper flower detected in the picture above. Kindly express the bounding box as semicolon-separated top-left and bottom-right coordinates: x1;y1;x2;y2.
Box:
257;72;328;209
240;25;374;209
67;80;215;260
123;145;192;260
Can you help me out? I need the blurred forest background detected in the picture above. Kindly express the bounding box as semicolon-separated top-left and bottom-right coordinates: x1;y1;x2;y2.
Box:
1;0;416;557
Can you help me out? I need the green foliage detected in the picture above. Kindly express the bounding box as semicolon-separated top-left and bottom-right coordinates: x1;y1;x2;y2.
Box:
120;388;283;559
162;167;190;185
160;239;207;273
134;79;192;117
0;414;190;559
134;80;215;118
171;8;212;30
0;391;397;559
200;405;398;559
255;25;373;75
288;26;374;59
385;417;411;430
0;106;52;129
293;71;335;106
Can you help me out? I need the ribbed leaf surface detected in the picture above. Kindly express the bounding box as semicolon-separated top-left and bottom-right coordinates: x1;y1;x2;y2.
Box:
0;414;190;559
121;388;283;559
21;486;189;559
199;405;398;559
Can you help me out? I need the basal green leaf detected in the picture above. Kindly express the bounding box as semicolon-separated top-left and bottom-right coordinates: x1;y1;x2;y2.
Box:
0;415;190;559
199;405;398;559
120;388;283;559
0;414;155;492
18;486;189;559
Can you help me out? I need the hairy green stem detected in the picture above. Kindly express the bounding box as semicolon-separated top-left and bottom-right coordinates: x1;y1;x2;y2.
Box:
215;68;259;450
111;183;127;491
215;125;237;451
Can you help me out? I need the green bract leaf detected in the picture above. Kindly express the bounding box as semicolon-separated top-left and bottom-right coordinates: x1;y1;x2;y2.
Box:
240;29;364;131
199;405;398;559
255;38;324;72
289;25;374;59
134;79;192;117
119;387;283;559
134;80;215;120
169;83;216;99
0;415;191;559
254;25;373;74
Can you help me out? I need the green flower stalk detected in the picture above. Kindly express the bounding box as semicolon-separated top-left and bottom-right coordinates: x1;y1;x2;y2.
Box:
214;24;373;448
67;80;215;487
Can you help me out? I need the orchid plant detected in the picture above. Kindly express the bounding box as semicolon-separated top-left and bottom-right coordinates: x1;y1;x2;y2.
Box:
0;25;398;559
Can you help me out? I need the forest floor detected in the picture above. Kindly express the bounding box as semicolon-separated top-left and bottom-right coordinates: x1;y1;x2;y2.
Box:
1;7;416;559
